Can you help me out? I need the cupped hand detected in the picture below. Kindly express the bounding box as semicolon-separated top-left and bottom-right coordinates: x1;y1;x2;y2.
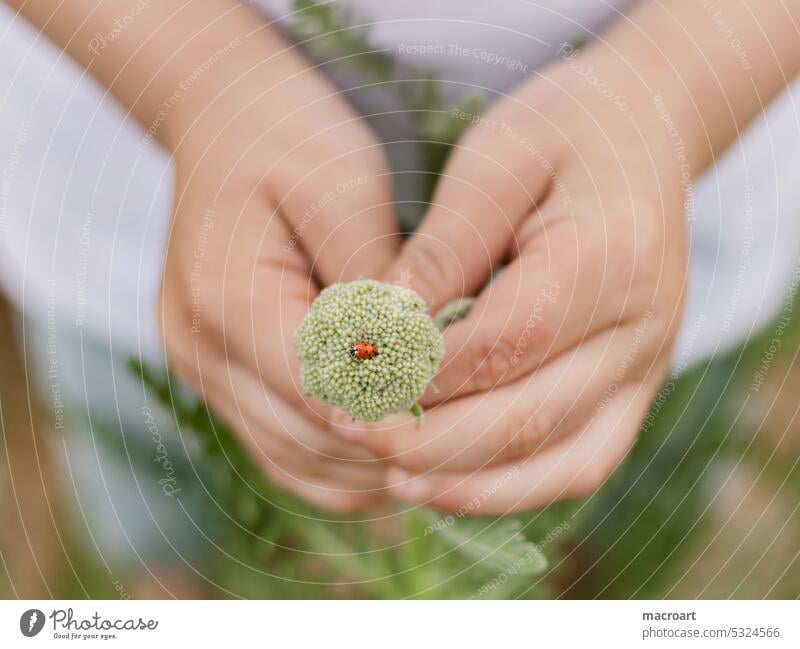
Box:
160;41;400;512
334;50;690;514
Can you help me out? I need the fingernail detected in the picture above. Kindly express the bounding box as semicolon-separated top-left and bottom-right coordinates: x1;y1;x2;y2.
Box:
386;467;430;503
330;412;367;443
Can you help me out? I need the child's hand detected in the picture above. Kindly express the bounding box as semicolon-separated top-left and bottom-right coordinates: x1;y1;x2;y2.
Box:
335;0;800;514
160;38;399;512
335;49;691;513
12;0;404;510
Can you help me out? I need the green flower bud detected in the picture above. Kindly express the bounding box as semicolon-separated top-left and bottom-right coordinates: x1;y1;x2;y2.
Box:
294;280;444;421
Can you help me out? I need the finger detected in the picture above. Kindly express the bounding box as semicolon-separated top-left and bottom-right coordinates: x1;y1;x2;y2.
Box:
333;328;654;473
175;190;387;457
200;192;328;418
251;426;388;495
193;348;387;511
273;125;401;283
203;348;379;464
385;379;660;515
265;469;385;513
260;449;387;492
259;450;388;502
164;184;315;408
381;105;553;312
422;201;650;406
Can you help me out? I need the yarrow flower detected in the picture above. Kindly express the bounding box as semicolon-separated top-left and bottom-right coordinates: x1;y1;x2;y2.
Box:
294;280;444;421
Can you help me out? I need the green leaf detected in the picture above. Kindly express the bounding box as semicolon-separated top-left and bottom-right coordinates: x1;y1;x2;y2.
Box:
430;513;548;577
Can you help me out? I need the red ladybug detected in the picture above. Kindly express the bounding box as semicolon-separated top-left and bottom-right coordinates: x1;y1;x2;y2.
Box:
349;340;377;360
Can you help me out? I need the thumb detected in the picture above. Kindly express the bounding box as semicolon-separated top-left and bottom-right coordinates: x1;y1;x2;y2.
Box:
276;140;401;284
381;119;549;312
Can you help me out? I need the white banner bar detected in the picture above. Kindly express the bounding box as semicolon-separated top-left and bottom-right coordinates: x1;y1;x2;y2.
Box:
1;600;798;647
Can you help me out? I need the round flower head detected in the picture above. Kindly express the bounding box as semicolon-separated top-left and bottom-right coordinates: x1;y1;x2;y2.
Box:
294;280;444;421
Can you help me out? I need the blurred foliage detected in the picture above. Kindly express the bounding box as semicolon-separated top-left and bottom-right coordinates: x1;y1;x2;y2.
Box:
566;358;739;597
123;360;559;599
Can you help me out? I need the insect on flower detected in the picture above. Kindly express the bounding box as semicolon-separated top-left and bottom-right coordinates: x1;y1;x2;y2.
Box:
294;280;445;421
349;340;378;360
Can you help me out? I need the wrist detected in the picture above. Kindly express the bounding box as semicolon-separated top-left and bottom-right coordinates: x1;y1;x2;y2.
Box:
161;31;306;155
583;0;800;177
536;51;691;213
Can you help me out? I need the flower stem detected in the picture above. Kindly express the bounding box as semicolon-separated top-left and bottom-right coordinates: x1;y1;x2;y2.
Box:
434;298;475;330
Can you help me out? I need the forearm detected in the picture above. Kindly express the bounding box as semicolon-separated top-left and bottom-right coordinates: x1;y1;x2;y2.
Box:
4;0;306;151
582;0;800;175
